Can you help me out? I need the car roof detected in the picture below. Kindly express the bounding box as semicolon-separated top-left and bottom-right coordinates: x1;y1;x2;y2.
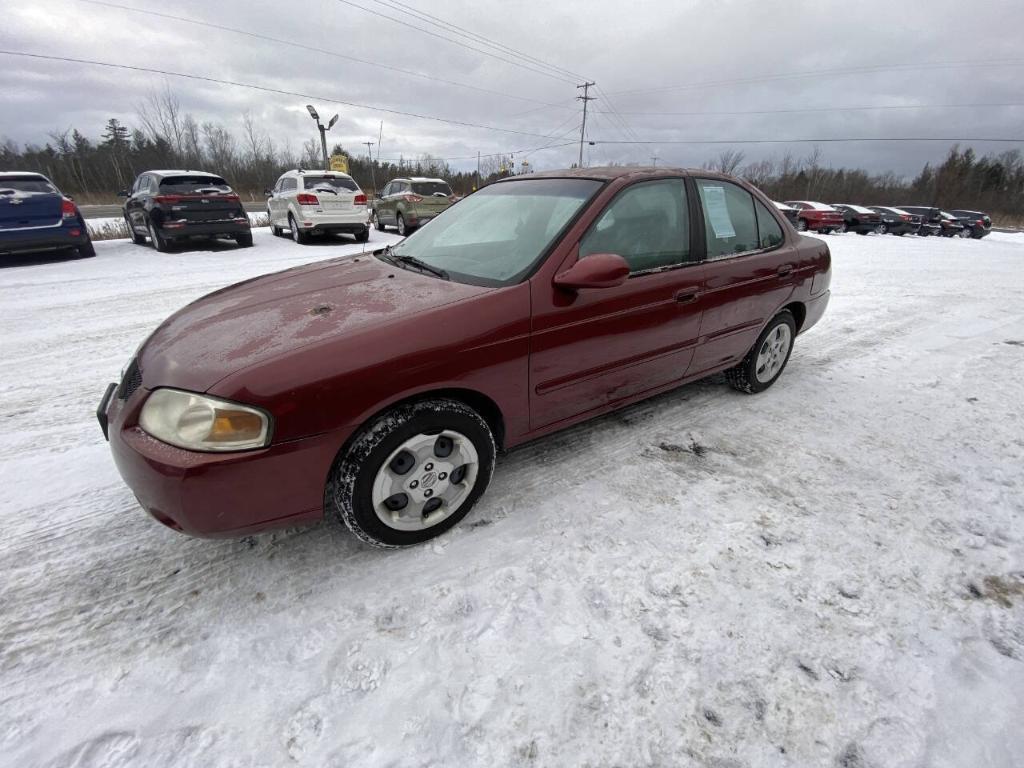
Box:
146;170;223;178
0;171;49;179
506;166;707;183
291;169;354;178
388;177;447;183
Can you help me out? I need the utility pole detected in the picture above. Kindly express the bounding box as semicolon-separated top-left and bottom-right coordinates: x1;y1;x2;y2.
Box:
363;141;376;193
650;155;660;167
576;81;596;168
476;151;481;190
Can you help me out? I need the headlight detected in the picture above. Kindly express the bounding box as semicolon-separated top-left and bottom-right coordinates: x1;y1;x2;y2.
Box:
139;388;271;452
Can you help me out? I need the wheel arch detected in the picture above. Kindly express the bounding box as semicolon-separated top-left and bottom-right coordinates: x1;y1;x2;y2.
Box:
780;301;807;333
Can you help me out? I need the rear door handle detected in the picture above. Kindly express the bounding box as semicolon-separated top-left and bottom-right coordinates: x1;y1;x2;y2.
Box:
675;289;701;304
777;264;794;277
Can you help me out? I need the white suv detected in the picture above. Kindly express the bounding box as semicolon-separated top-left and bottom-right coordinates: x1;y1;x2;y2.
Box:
265;170;370;244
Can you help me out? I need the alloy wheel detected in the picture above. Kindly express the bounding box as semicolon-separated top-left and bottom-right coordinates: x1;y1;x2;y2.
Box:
755;323;792;384
371;431;479;531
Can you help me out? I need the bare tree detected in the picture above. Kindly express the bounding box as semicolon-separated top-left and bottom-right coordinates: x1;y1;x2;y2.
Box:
704;148;746;175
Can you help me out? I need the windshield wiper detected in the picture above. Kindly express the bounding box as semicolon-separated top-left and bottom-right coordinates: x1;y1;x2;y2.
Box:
381;245;449;280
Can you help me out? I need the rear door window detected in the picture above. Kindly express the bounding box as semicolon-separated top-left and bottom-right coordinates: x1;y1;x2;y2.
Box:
696;179;759;259
579;178;691;274
754;199;784;248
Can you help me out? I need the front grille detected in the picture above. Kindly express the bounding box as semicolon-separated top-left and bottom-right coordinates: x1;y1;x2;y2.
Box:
118;358;142;400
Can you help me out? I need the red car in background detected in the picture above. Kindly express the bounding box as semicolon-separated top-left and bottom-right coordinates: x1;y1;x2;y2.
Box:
99;167;831;547
785;201;845;234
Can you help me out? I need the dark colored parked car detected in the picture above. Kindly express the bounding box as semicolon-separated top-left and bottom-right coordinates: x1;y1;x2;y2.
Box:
98;167;831;546
831;204;882;235
868;206;920;236
896;206;944;237
0;172;95;259
947;209;992;239
773;201;800;227
784;201;845;234
937;211;967;238
120;170;252;251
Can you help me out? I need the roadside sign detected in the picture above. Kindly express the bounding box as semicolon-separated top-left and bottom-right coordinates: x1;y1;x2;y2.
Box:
330;154;349;173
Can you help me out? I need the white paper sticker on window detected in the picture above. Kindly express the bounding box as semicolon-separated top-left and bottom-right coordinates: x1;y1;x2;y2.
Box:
703;185;736;239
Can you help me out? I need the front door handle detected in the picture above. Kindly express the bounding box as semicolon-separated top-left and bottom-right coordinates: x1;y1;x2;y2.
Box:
675;289;701;304
777;264;794;277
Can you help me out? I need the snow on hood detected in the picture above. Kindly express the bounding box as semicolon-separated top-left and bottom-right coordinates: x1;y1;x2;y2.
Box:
136;254;487;393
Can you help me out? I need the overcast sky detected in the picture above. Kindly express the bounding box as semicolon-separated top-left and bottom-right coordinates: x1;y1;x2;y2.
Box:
2;0;1022;177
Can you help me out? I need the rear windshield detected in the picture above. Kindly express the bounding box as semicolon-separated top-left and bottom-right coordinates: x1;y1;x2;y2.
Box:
304;176;359;192
0;176;58;194
159;176;231;193
412;181;453;197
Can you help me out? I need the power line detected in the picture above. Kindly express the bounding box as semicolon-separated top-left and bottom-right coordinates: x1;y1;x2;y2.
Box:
365;0;587;82
76;0;567;110
592;137;1024;145
607;58;1024;96
377;139;577;163
333;0;577;84
595;102;1024;117
0;50;566;140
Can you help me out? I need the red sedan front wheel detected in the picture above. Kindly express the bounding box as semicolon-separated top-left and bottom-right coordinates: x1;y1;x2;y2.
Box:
327;399;496;547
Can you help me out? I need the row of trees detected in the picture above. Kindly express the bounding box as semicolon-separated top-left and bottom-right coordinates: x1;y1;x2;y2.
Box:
2;89;1022;221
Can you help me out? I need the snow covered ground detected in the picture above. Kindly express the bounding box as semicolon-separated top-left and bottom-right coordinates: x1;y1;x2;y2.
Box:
1;229;1023;767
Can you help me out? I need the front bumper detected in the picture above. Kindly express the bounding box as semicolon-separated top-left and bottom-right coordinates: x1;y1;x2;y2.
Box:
98;383;344;537
0;226;91;256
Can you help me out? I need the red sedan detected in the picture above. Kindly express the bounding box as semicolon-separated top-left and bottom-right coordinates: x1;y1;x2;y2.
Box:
98;167;831;547
784;201;845;234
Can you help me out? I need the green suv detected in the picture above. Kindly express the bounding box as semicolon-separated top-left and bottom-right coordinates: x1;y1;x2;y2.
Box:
370;177;454;236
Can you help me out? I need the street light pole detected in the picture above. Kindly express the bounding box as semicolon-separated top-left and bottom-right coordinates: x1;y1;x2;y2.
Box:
306;105;338;171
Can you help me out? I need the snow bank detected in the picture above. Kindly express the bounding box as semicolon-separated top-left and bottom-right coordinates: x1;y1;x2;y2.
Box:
1;230;1022;767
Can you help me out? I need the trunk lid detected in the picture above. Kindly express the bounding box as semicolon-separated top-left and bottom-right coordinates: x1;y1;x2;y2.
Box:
0;190;62;230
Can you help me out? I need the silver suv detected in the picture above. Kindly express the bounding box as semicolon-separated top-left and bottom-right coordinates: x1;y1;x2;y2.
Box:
265;169;369;244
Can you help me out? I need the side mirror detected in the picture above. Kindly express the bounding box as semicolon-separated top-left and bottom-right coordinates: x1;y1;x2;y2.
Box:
117;190;129;198
263;188;273;196
553;253;630;291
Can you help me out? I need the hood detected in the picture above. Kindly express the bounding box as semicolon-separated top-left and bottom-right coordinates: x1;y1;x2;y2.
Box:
137;254;489;393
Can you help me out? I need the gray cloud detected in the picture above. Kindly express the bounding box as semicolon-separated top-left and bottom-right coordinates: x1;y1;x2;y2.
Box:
2;0;1022;176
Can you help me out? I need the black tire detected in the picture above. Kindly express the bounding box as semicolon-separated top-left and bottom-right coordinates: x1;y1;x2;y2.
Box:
396;212;407;237
797;218;808;232
126;215;146;245
77;238;96;258
354;228;370;243
878;223;888;235
839;222;848;233
289;214;308;244
327;398;496;548
725;310;797;394
371;210;385;232
269;210;282;237
235;232;254;248
147;219;169;252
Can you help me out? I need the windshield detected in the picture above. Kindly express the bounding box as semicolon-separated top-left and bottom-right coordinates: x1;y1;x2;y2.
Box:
411;181;452;197
304;175;358;192
160;176;231;193
386;178;602;286
0;176;58;194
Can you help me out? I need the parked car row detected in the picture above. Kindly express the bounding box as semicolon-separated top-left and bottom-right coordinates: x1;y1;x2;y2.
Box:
778;199;992;239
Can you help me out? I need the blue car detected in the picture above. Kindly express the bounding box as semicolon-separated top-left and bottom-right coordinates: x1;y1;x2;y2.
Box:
0;172;95;259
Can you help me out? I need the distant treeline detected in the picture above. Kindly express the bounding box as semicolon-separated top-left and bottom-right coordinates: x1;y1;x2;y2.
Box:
2;90;1022;222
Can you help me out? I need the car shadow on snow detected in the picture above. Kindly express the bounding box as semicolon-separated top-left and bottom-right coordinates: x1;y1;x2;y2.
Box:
0;249;94;269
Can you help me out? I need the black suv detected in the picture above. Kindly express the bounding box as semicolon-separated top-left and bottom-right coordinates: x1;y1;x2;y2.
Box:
948;209;992;239
120;170;252;251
